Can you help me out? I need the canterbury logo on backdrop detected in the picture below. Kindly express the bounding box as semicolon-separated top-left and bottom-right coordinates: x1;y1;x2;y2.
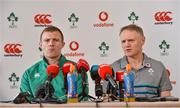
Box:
34;14;52;25
154;11;172;21
4;44;22;54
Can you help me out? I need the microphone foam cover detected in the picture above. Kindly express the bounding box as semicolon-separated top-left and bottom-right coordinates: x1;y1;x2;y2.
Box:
116;71;124;81
62;62;75;75
90;65;99;80
77;59;89;73
46;64;59;78
98;64;113;80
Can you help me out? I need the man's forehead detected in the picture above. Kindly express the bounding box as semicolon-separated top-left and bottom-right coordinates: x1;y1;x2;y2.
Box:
42;31;61;38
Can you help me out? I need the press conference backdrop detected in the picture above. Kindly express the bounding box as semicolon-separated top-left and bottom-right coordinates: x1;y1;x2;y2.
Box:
0;0;180;100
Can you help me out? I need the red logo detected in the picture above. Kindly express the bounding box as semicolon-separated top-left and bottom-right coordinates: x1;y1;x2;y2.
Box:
64;41;84;57
34;14;52;25
99;11;108;22
69;41;79;51
4;44;22;57
154;11;172;21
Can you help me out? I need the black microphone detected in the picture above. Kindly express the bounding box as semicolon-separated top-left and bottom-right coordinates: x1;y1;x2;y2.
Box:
77;59;89;86
90;65;103;97
77;59;96;102
98;64;117;89
35;64;59;100
46;64;59;83
35;83;54;99
13;92;30;104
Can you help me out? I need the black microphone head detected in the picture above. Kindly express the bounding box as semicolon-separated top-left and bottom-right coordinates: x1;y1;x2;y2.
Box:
90;65;100;80
13;92;30;104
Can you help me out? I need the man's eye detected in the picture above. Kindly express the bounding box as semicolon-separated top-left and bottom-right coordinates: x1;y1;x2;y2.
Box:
122;40;126;43
129;40;134;42
54;39;59;42
44;39;49;42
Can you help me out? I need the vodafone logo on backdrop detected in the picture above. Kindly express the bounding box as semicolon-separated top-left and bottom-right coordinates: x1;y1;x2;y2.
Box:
69;41;79;51
4;43;23;57
154;11;173;25
34;14;52;26
64;41;84;57
93;11;114;27
99;11;109;22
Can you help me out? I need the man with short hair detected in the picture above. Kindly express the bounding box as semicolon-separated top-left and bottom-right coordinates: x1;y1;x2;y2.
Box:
111;24;172;98
20;26;88;102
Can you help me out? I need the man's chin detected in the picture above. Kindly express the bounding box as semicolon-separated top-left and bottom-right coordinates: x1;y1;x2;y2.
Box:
125;53;133;57
46;55;60;59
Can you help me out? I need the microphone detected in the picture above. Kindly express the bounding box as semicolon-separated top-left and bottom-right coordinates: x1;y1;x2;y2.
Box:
77;59;89;73
35;64;59;100
77;59;96;102
62;62;75;75
13;92;30;104
46;64;59;82
116;71;124;100
77;59;89;85
98;64;117;89
46;64;59;88
90;65;103;97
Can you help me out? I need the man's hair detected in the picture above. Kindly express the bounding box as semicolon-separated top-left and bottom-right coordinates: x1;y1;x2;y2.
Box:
40;26;64;42
120;24;144;37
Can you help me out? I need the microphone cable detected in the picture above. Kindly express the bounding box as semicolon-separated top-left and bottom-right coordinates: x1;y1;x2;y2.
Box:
0;100;13;103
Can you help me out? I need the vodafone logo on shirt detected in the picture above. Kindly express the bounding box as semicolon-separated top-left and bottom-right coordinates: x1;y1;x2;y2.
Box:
4;43;23;57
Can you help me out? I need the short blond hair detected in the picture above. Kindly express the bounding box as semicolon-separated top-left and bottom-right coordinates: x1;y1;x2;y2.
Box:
120;24;144;37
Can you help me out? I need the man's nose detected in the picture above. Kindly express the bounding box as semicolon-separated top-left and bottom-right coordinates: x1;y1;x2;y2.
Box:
124;41;130;47
49;40;54;45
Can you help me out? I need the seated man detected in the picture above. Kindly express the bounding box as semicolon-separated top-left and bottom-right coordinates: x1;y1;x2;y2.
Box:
20;26;88;102
111;24;172;98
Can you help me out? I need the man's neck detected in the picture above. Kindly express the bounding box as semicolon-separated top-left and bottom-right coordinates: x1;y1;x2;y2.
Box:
46;55;61;65
127;53;144;70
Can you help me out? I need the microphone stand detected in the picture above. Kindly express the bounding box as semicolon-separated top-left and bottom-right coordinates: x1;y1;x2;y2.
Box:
106;81;118;102
34;74;63;104
94;82;103;102
78;68;96;102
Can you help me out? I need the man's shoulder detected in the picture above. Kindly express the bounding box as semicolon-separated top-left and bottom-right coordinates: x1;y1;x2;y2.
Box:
145;55;164;65
111;58;125;72
144;54;165;69
60;55;76;65
25;60;44;73
111;58;122;66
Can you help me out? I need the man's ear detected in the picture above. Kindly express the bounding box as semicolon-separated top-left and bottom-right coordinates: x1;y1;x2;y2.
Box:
61;42;65;48
142;36;145;45
39;42;42;51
